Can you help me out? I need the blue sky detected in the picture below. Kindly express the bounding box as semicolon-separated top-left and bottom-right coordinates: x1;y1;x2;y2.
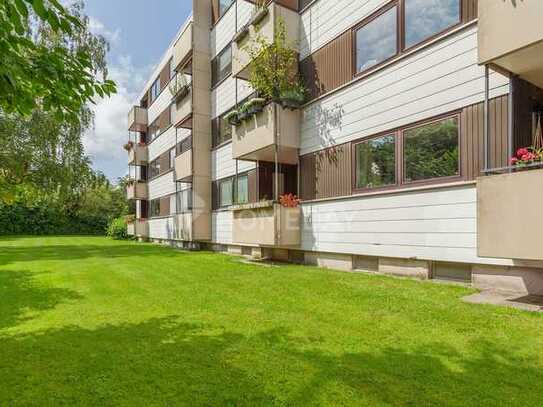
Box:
83;0;192;182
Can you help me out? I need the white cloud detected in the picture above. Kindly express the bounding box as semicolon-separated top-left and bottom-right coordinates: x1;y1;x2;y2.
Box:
88;16;121;47
84;53;152;181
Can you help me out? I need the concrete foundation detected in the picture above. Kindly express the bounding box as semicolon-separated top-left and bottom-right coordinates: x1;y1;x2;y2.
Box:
472;265;543;295
378;258;430;280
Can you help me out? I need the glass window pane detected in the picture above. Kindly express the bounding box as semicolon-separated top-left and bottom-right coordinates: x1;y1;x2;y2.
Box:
219;113;232;145
218;46;232;82
356;135;396;189
405;0;460;49
403;117;460;182
219;0;234;17
220;179;233;207
236;175;249;204
356;6;397;73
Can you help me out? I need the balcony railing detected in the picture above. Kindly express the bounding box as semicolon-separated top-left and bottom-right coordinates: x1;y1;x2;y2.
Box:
478;0;543;89
128;106;148;132
126;181;148;200
169;73;192;104
127;142;148;166
478;167;543;261
127;219;149;238
232;102;300;164
232;201;301;247
232;1;299;80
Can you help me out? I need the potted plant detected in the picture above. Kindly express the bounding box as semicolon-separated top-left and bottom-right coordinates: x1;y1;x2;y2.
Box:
225;109;241;126
279;86;305;110
123;141;134;151
279;193;300;208
510;147;543;167
238;103;251;122
245;97;266;115
250;0;268;26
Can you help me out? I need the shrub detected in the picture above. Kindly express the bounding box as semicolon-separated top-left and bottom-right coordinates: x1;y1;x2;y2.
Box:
106;217;129;240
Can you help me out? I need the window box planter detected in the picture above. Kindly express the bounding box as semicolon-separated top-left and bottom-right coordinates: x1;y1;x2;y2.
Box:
225;110;241;126
245;97;266;115
233;25;250;43
250;6;269;27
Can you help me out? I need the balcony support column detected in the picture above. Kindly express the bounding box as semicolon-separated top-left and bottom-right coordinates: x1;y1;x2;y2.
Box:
508;73;516;173
484;65;490;171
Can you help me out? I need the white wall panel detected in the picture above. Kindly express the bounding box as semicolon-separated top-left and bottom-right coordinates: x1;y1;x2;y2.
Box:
148;126;176;161
212;77;237;117
212;211;233;244
148;171;176;200
301;185;514;266
148;216;177;240
300;27;510;154
212;143;256;180
148;83;173;124
210;4;236;58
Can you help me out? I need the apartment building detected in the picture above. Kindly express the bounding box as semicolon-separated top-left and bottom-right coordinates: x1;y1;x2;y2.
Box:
126;0;543;295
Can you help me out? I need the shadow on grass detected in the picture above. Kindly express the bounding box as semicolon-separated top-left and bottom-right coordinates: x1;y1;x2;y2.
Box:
0;242;182;267
0;270;83;330
0;319;541;406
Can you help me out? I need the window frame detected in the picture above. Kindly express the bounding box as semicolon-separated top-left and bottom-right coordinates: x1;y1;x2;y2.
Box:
149;77;160;104
235;174;249;205
352;112;463;194
401;0;463;52
352;132;399;194
401;113;462;186
353;1;400;78
218;177;234;208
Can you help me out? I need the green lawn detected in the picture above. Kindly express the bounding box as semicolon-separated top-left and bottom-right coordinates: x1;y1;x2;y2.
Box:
0;236;542;406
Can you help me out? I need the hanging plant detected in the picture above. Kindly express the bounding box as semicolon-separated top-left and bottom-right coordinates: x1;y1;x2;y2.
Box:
123;141;134;151
238;103;251;122
279;86;306;110
245;97;266;115
225;109;241;126
250;0;269;27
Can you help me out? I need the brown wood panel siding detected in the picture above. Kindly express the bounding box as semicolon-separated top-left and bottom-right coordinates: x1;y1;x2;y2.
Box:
158;107;171;131
462;0;478;22
300;31;352;101
159;196;170;217
299;154;316;201
514;77;543;150
160;60;171;90
211;0;219;25
462;95;509;179
314;143;352;199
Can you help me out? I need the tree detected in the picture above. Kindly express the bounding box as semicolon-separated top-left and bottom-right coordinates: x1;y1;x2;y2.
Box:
0;0;116;120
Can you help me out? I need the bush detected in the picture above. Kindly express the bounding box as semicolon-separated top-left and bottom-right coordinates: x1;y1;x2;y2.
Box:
106;217;129;240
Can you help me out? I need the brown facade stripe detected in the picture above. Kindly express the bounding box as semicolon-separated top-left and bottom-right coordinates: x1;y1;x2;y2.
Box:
160;60;172;90
300;30;352;100
462;0;478;23
159;196;171;217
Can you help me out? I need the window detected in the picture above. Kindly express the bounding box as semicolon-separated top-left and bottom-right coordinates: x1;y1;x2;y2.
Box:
149;121;160;142
150;78;160;104
149;159;161;179
150;199;161;217
219;178;233;207
355;134;396;190
403;116;460;183
236;175;249;204
219;0;235;18
404;0;461;49
212;45;232;86
355;5;398;73
176;189;192;213
177;135;192;155
213;111;233;147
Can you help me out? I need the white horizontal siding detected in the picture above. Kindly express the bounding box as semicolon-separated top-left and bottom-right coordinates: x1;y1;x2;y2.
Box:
238;0;256;28
301;185;512;266
148;216;177;240
148;171;176;200
148;127;176;161
300;27;510;154
300;0;387;59
210;4;236;58
212;77;237;117
212;211;233;244
212;143;256;180
148;83;173;124
237;79;254;102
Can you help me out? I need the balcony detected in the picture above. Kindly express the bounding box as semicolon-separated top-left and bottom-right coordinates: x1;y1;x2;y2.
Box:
232;103;300;164
478;0;543;88
172;85;192;129
127;142;148;166
175;150;192;182
127;219;149;238
126;181;148;200
478;168;543;261
172;22;192;72
128;106;148;132
169;73;192;104
232;2;299;80
232;201;301;247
